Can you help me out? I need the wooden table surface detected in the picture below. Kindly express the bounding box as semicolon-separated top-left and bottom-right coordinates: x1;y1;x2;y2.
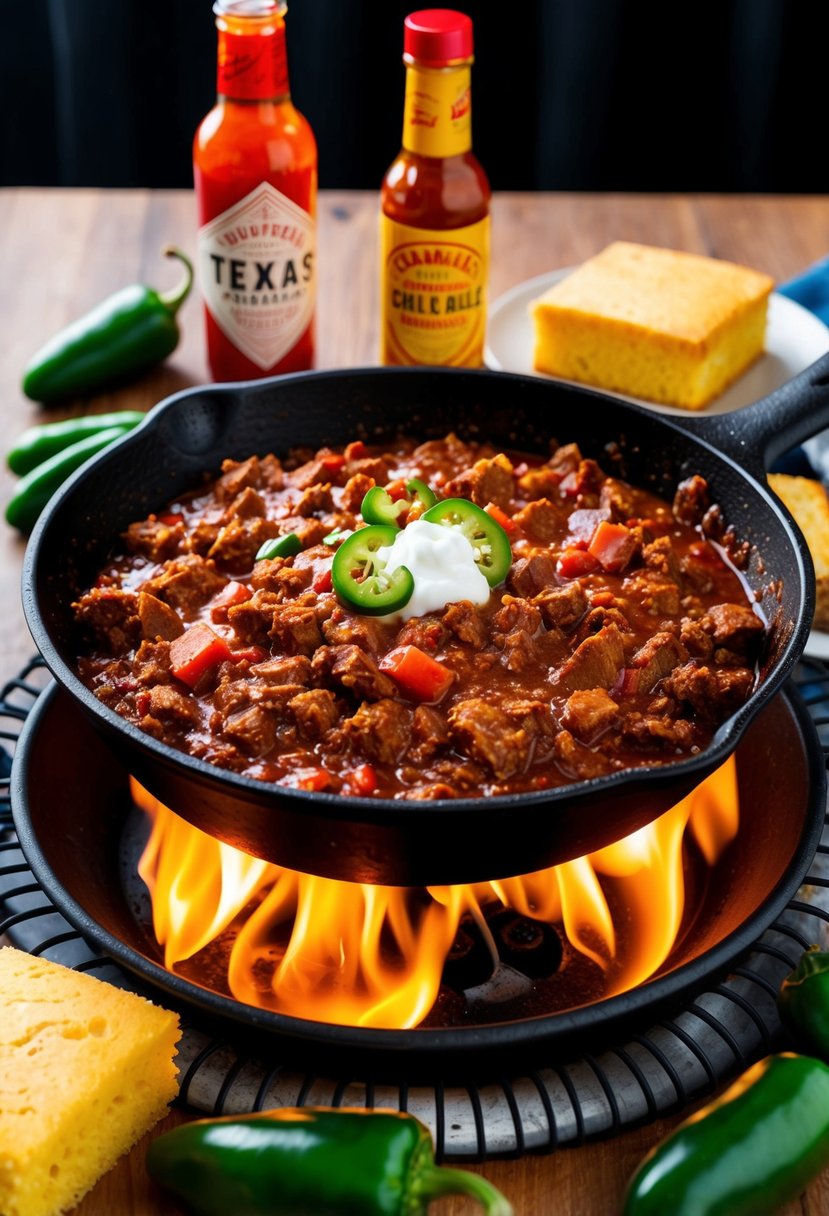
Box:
2;188;829;1214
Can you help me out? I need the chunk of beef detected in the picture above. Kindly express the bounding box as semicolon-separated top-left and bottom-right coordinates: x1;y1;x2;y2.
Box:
533;582;588;631
395;616;448;653
185;518;222;556
631;632;688;692
269;564;314;599
222;703;278;757
665;662;754;721
340;472;376;513
680;618;715;660
345;699;412;765
228;590;282;644
208;517;281;571
147;684;199;725
410;705;450;761
500;630;539;672
552;729;612;780
517;466;563;500
312;645;398;701
444;453;514;509
619;713;696;749
673;475;710;526
556;624;626;692
322;605;388;655
347;456;390;484
492;596;542;636
575;606;633;643
295;482;333;517
216;456;261;501
133;640;172;686
124;516;184;562
251;654;312;685
442;600;489;649
289;689;340;740
600;477;638;522
258;453;284;490
622;571;681;616
213;677;254;716
286;456;329;490
268;603;323;655
642;535;681;581
548;443;582;475
73;587;141;653
400;783;457;800
513;498;562;543
138;591;184;642
703;603;765;657
142;554;228;615
561;689;619;742
449;699;531;779
223;485;266;522
507;553;557;598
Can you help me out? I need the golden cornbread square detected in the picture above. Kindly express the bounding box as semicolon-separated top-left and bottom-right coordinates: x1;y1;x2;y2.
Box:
0;946;181;1216
529;241;773;410
768;474;829;631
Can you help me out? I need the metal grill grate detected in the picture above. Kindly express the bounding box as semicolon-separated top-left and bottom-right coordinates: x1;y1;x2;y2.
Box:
2;659;829;1161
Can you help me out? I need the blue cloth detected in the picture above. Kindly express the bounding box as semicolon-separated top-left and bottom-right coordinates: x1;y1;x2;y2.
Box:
768;257;829;475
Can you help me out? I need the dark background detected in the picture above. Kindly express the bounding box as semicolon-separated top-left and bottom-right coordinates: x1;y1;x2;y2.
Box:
4;0;829;193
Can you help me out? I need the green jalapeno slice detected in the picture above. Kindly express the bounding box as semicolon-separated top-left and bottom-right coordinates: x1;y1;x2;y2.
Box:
360;479;438;527
331;524;414;615
256;532;303;561
421;497;512;586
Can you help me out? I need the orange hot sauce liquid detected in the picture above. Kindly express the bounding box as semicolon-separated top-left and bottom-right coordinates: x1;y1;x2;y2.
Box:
194;3;317;382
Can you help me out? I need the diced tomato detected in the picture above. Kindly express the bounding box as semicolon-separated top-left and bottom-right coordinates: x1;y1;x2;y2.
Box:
349;764;378;795
295;767;333;792
158;512;184;526
556;547;600;579
613;667;640;697
169;623;233;688
588;520;637;574
320;454;346;478
313;568;333;593
379;645;455;703
210;580;252;623
484;502;518;535
230;645;268;664
386;478;409;502
344;440;368;462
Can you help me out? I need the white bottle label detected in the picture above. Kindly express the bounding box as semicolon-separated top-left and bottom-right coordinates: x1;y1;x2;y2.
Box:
198;181;315;370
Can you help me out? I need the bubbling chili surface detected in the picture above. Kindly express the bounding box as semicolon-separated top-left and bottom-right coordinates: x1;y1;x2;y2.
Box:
73;435;766;800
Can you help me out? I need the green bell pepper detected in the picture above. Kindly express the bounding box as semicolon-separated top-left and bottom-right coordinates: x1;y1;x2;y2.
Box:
622;1053;829;1216
779;946;829;1061
146;1107;513;1216
22;246;193;403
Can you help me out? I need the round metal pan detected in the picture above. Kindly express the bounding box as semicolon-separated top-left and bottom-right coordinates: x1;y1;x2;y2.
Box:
21;360;829;884
10;679;826;1059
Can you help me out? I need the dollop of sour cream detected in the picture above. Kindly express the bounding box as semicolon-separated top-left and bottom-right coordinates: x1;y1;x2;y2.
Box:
376;518;490;621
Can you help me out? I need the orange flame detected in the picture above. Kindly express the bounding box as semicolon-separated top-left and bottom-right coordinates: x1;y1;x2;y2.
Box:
135;758;738;1029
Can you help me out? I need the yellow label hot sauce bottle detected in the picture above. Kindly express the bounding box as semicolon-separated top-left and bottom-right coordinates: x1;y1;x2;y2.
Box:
380;9;491;367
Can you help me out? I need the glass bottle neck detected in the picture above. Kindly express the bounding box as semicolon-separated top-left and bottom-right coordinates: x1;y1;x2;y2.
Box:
401;61;473;158
216;17;290;102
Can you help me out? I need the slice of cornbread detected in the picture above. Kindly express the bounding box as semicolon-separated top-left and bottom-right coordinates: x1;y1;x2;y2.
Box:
529;241;773;410
768;474;829;630
0;946;180;1216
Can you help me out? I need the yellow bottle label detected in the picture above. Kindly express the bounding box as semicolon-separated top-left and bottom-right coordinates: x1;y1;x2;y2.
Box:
380;215;490;367
402;64;472;158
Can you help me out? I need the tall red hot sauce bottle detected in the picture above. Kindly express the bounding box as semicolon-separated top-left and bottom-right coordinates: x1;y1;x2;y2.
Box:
380;9;490;367
194;0;317;382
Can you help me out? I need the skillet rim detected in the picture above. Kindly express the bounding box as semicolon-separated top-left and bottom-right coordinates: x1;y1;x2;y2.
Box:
20;364;814;830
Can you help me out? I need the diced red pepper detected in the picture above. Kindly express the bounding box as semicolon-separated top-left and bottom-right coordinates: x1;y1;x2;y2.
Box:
379;645;455;704
313;568;333;593
157;511;184;526
321;453;346;475
169;623;232;688
349;764;378;795
210;580;252;623
484;501;518;536
386;478;409;503
230;645;268;664
612;667;641;697
556;547;600;579
588;520;637;574
295;767;333;792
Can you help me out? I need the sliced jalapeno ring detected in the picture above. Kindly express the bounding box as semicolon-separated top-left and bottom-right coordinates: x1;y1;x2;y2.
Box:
405;478;437;510
360;485;407;527
421;497;512;587
256;532;303;561
331;524;414;615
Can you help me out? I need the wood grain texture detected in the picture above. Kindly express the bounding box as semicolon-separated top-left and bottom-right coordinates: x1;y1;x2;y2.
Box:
2;188;828;1215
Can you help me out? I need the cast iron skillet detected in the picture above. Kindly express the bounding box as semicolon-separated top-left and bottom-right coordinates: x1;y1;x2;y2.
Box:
21;359;829;885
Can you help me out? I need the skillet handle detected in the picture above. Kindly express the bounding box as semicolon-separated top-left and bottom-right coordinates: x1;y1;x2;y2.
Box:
674;351;829;477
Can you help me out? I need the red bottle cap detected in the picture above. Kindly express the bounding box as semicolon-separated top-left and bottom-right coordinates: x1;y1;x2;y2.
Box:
403;9;474;66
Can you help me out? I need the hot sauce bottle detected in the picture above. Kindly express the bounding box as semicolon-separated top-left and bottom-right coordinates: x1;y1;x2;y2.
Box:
194;0;317;382
380;9;491;367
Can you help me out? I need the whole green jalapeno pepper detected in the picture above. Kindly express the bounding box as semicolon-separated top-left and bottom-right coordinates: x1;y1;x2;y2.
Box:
22;246;193;404
5;425;133;533
779;946;829;1060
6;410;145;475
146;1106;513;1216
622;1053;829;1216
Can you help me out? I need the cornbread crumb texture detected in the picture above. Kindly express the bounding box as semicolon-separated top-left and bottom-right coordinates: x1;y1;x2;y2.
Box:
0;946;180;1216
530;241;773;410
768;474;829;631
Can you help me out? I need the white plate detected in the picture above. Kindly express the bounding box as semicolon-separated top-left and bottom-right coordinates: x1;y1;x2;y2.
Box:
485;268;829;418
485;265;829;658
